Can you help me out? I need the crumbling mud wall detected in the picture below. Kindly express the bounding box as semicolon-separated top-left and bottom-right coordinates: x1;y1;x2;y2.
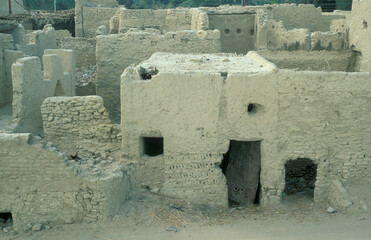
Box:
12;49;76;134
110;8;193;34
1;25;58;108
349;0;371;72
121;52;371;207
41;96;121;143
0;133;128;231
96;29;221;122
269;4;345;32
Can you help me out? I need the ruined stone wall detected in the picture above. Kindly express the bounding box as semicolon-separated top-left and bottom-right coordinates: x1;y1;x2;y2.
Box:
41;96;121;143
349;0;371;72
96;29;221;122
121;52;371;207
12;49;75;134
0;133;127;231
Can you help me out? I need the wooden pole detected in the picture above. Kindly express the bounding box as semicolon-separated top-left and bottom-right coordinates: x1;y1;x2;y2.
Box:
42;0;45;10
54;0;56;12
8;0;12;14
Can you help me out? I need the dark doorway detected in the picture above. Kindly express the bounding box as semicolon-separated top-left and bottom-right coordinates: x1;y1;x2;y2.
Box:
220;141;261;206
0;212;12;226
284;158;317;197
141;137;164;156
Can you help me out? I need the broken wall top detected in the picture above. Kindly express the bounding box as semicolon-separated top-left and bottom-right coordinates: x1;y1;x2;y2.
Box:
126;52;277;80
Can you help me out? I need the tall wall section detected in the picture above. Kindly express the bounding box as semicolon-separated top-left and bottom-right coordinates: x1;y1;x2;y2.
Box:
349;0;371;72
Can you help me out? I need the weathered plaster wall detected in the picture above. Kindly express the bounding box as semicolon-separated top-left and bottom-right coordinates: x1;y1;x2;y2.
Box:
41;96;121;143
121;52;371;207
0;133;127;231
349;0;371;72
12;49;75;134
96;29;221;122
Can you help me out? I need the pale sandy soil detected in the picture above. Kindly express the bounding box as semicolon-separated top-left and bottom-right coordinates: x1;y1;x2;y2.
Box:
1;191;370;240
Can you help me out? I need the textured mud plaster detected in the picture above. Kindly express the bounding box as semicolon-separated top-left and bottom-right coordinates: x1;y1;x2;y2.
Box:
42;96;121;143
121;52;371;207
96;29;221;122
0;133;128;231
11;49;76;134
349;0;371;72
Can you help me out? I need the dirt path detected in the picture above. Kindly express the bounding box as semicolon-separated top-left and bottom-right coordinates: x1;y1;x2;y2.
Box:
2;193;370;240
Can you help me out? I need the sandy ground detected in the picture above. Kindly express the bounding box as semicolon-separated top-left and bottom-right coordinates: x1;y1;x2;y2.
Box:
1;192;370;240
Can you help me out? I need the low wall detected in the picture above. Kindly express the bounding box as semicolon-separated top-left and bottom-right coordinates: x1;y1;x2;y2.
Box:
41;96;121;143
257;50;354;71
0;133;127;231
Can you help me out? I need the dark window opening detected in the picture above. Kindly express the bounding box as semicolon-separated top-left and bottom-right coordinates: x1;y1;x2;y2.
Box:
284;158;317;198
141;137;163;156
224;29;230;35
247;103;256;114
0;212;13;226
220;141;261;207
236;28;241;34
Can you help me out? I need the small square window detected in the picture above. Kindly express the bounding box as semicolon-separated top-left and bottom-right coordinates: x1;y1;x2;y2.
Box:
141;137;163;156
